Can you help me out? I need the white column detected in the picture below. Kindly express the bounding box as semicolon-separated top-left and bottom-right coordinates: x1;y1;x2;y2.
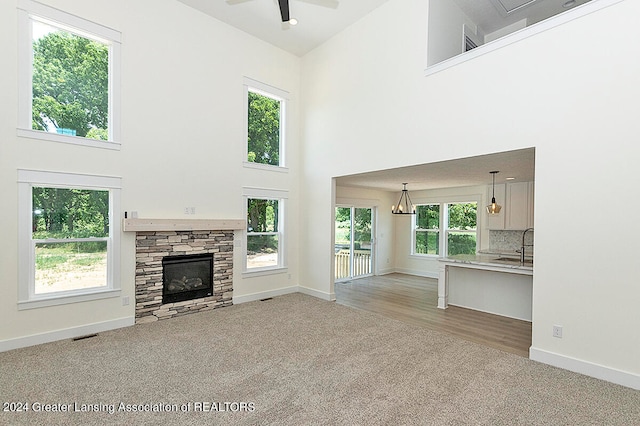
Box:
437;262;448;309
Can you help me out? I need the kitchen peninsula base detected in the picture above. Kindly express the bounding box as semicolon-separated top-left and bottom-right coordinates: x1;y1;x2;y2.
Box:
438;255;533;322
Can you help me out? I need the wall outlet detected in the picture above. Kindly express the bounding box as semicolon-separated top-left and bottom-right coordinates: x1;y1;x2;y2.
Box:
552;325;563;338
184;207;196;215
122;296;130;306
131;211;138;218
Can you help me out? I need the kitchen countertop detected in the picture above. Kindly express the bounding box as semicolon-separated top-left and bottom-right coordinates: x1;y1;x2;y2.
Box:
439;254;533;275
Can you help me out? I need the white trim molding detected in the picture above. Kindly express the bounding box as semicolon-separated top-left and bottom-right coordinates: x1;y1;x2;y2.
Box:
17;169;122;310
0;317;134;353
529;347;640;390
299;285;335;302
232;286;299;304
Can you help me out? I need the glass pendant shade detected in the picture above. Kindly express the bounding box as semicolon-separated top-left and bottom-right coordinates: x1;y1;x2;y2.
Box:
486;171;502;215
486;198;502;214
392;183;416;215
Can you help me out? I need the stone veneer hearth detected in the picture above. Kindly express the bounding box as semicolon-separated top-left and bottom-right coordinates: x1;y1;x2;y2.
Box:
134;230;233;323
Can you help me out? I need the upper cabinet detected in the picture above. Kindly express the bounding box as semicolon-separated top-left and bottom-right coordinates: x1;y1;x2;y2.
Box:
487;181;534;230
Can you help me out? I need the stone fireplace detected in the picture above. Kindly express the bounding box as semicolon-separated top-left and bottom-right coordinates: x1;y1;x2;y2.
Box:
125;218;244;324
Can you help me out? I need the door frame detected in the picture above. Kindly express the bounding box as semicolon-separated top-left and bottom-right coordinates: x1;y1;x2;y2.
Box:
334;205;375;282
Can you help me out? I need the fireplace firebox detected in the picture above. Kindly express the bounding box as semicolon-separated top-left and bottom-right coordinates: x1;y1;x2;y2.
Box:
162;253;213;304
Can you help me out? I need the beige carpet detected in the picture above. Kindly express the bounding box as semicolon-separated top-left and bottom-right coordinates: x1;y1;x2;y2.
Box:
1;293;638;425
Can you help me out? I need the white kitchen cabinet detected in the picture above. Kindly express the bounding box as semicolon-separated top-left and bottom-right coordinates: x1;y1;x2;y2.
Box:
487;181;534;230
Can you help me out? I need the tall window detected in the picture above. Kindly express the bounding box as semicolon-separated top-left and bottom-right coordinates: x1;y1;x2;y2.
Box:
446;202;477;256
415;204;440;255
18;0;121;149
413;202;477;257
244;78;287;168
18;170;121;309
246;198;283;271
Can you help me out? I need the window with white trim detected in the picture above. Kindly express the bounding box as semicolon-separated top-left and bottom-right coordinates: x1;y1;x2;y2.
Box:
18;0;121;149
413;202;477;257
244;78;288;168
18;170;121;309
414;204;440;255
445;202;478;256
244;189;287;273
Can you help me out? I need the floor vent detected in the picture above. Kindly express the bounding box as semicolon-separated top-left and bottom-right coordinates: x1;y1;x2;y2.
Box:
260;297;273;302
72;334;98;341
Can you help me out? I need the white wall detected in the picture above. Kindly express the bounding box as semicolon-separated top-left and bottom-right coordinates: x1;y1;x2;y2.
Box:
0;0;301;347
484;19;528;43
427;0;480;66
301;0;640;387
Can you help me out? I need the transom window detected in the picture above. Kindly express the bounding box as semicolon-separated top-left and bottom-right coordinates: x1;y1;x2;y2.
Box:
413;202;478;257
244;78;288;168
18;0;121;149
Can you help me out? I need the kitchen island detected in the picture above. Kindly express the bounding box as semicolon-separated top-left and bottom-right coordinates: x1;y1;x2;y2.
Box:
438;254;533;321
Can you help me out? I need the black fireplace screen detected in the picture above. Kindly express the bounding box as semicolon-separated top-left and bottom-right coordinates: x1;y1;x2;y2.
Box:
162;253;213;304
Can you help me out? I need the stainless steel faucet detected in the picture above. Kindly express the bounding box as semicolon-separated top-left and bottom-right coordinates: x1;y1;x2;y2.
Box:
517;228;534;263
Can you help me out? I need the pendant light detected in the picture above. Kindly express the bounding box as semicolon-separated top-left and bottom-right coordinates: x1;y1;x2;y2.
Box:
486;171;502;214
392;183;416;215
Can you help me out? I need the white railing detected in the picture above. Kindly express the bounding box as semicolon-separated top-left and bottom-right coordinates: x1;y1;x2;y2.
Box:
335;249;371;280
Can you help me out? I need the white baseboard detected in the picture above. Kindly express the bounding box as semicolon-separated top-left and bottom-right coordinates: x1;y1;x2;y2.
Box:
232;286;298;304
376;267;395;276
298;285;335;301
234;285;335;303
529;347;640;390
393;268;439;279
0;317;134;353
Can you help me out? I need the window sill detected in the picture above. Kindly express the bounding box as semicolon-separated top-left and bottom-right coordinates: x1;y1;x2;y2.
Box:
18;288;121;310
242;266;288;278
17;128;121;151
409;254;440;260
243;161;289;173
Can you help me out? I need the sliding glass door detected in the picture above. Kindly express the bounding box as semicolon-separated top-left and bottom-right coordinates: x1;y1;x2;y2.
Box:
335;207;373;281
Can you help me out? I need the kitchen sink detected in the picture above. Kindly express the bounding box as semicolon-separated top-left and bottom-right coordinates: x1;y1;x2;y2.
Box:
493;257;533;265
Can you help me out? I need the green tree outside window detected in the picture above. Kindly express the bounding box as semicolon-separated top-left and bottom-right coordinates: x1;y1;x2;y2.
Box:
32;22;109;140
247;91;281;166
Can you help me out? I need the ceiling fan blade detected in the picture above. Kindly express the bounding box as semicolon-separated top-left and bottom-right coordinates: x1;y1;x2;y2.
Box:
278;0;290;22
297;0;339;9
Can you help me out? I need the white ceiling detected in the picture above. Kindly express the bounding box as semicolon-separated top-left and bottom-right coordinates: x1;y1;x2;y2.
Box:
177;0;390;56
177;0;592;56
335;148;536;192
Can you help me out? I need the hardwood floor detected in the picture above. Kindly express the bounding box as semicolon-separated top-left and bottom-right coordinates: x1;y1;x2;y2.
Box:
334;273;532;358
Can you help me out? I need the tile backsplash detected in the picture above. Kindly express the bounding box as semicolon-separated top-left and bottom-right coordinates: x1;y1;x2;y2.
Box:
489;230;534;256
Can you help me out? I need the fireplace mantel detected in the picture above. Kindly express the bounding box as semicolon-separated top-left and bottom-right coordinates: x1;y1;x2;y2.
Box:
123;218;245;232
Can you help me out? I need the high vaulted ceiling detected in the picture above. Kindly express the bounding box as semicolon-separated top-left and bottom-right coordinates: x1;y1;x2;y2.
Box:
175;2;571;191
177;0;390;56
177;0;592;56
